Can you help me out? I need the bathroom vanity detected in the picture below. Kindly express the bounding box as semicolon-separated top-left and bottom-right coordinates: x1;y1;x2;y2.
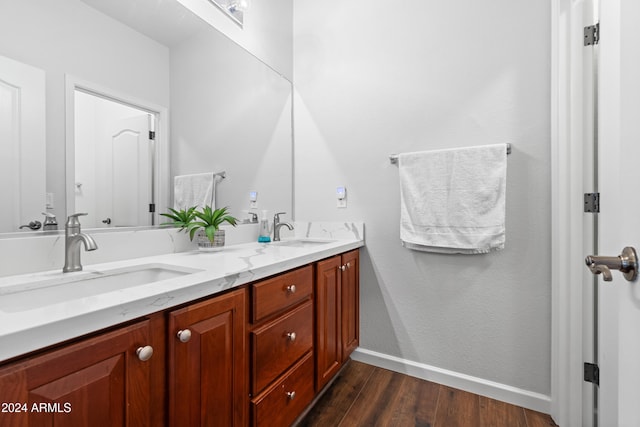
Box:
0;227;363;426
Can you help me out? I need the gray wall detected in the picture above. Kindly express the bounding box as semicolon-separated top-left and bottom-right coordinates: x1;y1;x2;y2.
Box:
293;0;552;395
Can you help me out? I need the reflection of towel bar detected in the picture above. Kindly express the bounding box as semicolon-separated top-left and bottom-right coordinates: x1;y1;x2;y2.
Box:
389;143;512;164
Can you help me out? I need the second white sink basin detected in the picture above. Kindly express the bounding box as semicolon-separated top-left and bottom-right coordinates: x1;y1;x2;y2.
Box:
0;264;202;313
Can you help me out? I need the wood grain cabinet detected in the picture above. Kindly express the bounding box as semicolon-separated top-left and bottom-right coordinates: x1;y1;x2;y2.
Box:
0;319;159;427
168;288;246;427
249;266;315;427
315;249;360;392
0;248;360;427
340;249;360;360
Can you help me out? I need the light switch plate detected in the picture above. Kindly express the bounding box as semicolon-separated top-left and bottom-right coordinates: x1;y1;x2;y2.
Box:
336;187;347;208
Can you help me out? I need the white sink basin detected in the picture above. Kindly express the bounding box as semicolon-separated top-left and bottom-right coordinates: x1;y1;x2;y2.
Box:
0;264;202;313
271;239;336;248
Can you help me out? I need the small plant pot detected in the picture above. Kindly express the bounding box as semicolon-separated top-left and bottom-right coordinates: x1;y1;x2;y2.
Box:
196;229;225;251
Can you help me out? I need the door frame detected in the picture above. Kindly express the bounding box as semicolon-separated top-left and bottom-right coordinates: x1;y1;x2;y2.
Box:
65;75;169;227
551;0;594;425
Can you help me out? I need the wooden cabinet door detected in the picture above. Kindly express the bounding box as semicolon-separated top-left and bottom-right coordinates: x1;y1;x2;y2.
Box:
0;320;153;427
341;249;360;361
168;288;246;427
315;255;342;391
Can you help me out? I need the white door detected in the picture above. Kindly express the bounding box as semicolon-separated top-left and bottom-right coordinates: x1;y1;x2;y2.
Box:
0;55;46;232
594;0;640;425
108;115;152;227
74;89;153;228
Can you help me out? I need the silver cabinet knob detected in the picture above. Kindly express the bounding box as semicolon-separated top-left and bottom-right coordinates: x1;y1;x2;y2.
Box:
286;391;296;400
136;345;154;361
339;265;346;272
286;332;296;342
286;284;296;294
345;262;351;269
585;246;638;282
177;329;192;343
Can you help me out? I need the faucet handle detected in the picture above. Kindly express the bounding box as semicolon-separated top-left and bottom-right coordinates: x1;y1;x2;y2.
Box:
66;213;88;227
274;212;287;222
42;212;58;230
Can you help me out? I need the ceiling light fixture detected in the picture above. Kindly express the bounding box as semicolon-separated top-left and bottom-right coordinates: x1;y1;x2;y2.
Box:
210;0;251;27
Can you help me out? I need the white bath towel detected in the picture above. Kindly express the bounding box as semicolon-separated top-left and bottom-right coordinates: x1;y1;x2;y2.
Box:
174;172;219;210
399;143;507;254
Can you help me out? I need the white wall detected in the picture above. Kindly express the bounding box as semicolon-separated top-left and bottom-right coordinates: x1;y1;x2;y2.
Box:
177;0;293;80
294;0;552;402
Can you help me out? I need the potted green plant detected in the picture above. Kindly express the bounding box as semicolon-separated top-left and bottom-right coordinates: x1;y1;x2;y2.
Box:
159;206;197;230
187;206;238;250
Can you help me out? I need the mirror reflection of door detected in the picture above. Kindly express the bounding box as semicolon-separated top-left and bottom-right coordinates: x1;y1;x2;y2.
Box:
0;55;46;233
74;90;155;228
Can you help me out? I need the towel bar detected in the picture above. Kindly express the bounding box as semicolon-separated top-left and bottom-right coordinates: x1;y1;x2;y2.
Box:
389;143;511;164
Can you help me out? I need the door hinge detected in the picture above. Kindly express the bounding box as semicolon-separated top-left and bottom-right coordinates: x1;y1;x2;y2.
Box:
584;23;600;46
584;362;600;385
149;130;156;140
584;193;600;213
149;203;156;213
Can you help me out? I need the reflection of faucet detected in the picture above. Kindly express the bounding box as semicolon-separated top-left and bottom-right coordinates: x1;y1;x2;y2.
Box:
273;212;294;242
42;212;58;230
63;213;98;273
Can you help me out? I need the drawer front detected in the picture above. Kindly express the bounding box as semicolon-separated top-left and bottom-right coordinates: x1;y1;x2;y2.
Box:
251;352;314;427
252;265;313;322
252;300;313;393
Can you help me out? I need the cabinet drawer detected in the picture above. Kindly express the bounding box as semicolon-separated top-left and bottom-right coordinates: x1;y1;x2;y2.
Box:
252;265;313;322
251;352;314;427
251;300;313;393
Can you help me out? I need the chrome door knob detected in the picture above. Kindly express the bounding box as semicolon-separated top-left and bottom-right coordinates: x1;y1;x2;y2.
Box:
585;246;638;282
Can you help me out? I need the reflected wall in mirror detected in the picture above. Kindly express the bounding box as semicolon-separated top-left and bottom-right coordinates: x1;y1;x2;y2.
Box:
0;0;292;236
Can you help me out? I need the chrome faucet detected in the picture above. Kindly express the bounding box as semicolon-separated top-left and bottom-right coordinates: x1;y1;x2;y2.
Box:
273;212;294;242
63;213;98;273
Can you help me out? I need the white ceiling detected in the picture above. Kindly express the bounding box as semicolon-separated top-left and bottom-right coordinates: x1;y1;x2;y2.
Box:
81;0;211;47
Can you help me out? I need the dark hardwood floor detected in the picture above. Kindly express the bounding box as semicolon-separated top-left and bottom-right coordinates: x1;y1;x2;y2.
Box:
299;360;558;427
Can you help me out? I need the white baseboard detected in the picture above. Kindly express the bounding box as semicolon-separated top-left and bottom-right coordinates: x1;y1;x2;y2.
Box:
351;348;551;415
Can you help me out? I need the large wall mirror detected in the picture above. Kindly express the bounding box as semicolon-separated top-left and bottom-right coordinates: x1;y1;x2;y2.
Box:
0;0;292;235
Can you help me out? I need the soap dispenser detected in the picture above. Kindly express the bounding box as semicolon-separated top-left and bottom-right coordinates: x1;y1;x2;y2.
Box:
258;210;271;242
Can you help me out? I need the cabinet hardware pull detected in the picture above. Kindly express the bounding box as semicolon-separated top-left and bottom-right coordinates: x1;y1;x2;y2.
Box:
136;345;154;361
286;332;297;342
286;391;296;400
346;262;351;269
339;265;346;272
177;329;192;343
286;284;297;294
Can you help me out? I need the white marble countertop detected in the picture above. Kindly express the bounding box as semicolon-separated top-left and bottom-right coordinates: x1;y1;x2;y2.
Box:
0;222;364;363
